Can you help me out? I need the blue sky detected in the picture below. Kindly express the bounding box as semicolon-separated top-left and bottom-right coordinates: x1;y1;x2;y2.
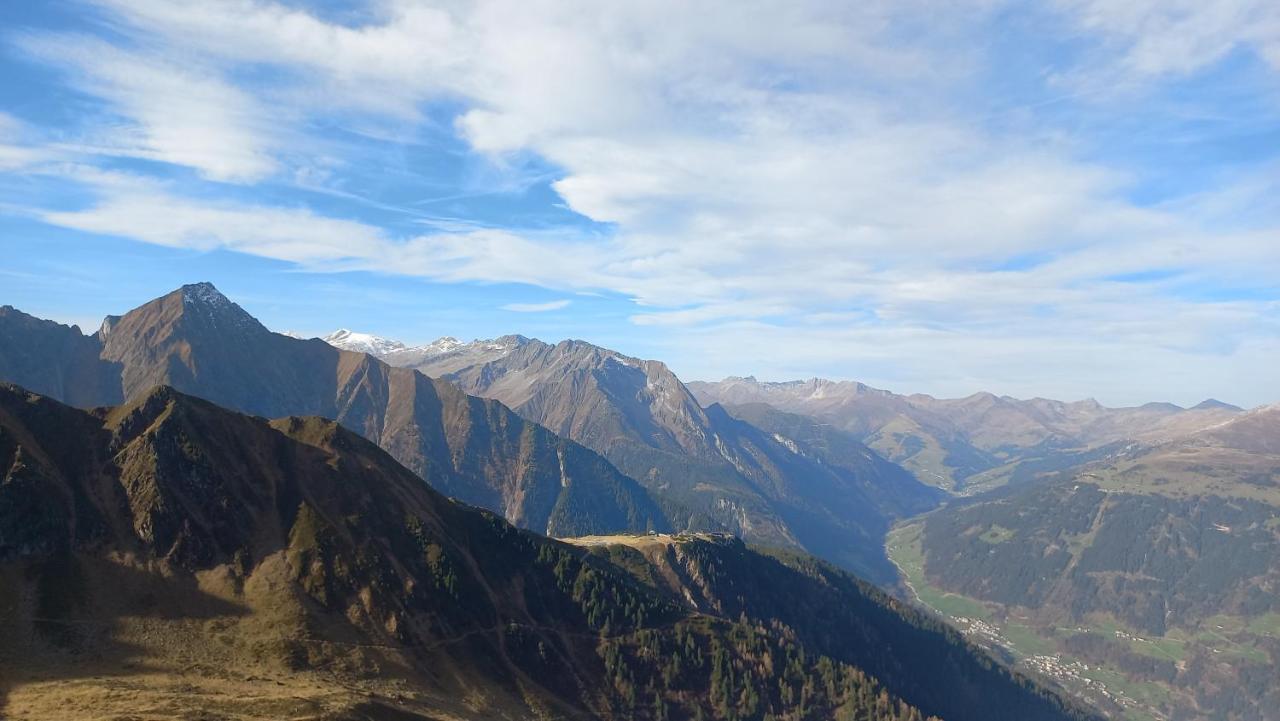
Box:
1;0;1278;407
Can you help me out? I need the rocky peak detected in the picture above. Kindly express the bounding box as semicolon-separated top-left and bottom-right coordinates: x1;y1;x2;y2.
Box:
97;314;121;339
180;281;231;308
166;282;265;336
420;336;463;354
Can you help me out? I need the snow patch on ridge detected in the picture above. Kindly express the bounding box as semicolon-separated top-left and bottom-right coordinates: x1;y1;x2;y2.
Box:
324;329;408;356
607;354;641;369
772;433;801;455
182;282;232;309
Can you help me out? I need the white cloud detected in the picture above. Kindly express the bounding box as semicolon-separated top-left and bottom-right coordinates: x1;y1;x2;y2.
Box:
500;299;572;313
0;112;48;170
11;0;1280;404
41;183;386;262
16;34;277;181
1050;0;1280;83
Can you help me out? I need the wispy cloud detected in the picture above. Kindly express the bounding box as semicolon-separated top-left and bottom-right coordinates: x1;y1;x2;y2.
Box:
1050;0;1280;82
0;112;50;170
3;0;1279;404
501;299;571;313
15;33;277;182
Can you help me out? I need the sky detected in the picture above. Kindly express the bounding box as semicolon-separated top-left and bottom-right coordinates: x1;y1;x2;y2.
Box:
1;0;1278;407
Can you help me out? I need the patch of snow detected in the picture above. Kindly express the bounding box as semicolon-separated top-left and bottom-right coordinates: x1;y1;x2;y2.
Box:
413;336;464;355
182;282;232;309
607;354;641;368
557;448;570;488
481;338;520;353
772;433;801;455
180;283;258;331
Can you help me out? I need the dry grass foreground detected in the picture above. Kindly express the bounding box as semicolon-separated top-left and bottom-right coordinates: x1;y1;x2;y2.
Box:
0;552;519;721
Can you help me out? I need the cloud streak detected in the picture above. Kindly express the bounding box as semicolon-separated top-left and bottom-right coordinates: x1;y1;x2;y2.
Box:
3;0;1279;405
501;299;571;313
16;33;277;181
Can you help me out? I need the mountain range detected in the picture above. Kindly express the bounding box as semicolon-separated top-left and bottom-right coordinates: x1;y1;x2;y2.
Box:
0;286;946;586
2;284;1274;720
324;331;941;584
0;286;665;539
0;382;1098;721
321;328;1280;720
688;376;1244;493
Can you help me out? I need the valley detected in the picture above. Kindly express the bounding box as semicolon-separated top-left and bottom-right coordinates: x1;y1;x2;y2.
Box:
887;485;1280;721
888;520;1173;720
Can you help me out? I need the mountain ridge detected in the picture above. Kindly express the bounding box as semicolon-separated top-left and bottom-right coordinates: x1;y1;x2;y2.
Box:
0;382;1099;721
0;285;668;540
345;330;941;585
689;374;1247;492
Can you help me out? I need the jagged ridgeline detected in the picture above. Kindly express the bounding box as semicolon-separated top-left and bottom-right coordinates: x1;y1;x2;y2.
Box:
0;283;941;586
0;285;668;539
351;329;943;585
0;384;1098;720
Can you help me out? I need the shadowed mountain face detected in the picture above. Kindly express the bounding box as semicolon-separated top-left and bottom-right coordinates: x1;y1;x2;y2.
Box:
0;384;1098;721
0;306;123;407
0;285;665;538
564;534;1101;721
364;335;941;585
688;376;1245;493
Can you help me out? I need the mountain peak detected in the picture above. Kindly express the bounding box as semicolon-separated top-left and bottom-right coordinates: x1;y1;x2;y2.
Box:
323;328;407;355
1139;401;1184;412
320;330;527;358
152;282;262;334
180;281;231;308
1192;398;1243;412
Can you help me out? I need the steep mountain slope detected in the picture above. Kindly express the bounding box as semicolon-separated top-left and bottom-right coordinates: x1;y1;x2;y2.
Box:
0;306;122;407
892;407;1280;720
360;334;940;585
0;384;1099;721
719;402;944;520
0;285;665;538
566;533;1101;721
689;376;1244;492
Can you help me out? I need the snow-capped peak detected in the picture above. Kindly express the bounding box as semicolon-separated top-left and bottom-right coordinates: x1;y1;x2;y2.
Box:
323;329;408;356
420;336;464;355
181;282;232;309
